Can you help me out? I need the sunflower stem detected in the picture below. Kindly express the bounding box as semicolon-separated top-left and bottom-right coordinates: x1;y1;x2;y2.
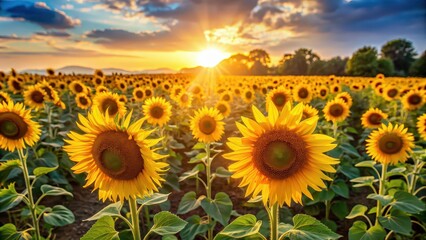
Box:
332;121;338;139
18;149;41;240
269;203;279;240
375;163;388;226
129;197;142;240
205;143;214;240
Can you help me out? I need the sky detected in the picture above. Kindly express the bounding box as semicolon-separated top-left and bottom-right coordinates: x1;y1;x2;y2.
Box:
0;0;425;71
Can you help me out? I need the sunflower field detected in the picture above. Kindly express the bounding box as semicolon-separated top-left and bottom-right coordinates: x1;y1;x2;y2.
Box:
0;69;425;240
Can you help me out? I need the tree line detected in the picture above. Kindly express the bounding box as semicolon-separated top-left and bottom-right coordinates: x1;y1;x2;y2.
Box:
217;39;426;77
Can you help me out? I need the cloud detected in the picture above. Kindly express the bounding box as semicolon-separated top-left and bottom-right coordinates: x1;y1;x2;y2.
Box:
61;4;74;10
34;31;71;38
3;2;81;29
0;34;30;40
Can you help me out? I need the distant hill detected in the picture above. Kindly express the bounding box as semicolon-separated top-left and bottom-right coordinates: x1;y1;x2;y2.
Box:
179;66;206;74
20;66;177;75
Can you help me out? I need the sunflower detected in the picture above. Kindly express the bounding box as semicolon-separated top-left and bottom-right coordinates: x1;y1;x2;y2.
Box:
170;85;184;100
215;101;231;117
64;108;168;202
191;107;224;143
142;97;172;127
96;85;109;94
302;104;318;120
383;85;399;101
133;87;145;102
266;87;292;111
293;84;313;103
69;81;88;95
177;92;192;108
223;103;338;207
402;90;425;111
323;98;350;123
24;86;47;110
144;88;153;99
0;101;41;151
93;92;126;118
317;86;329;99
118;95;127;103
361;108;388;129
117;80;127;92
417;113;426;140
366;123;414;165
220;91;233;102
46;68;55;76
36;82;60;103
94;69;104;78
75;93;92;110
243;89;255;103
92;76;104;87
0;91;12;104
330;84;341;94
7;77;23;94
335;92;353;108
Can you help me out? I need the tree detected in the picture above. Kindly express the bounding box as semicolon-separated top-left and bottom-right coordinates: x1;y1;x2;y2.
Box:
409;50;426;77
248;49;271;75
277;48;320;75
377;58;395;76
324;57;348;76
217;53;249;75
381;39;416;75
345;46;378;76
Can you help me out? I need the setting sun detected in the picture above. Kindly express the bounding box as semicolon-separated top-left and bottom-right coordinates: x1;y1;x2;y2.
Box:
196;48;230;67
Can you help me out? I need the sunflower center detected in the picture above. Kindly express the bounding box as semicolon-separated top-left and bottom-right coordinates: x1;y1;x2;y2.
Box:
329;104;343;117
340;96;348;103
0;112;28;139
320;90;327;96
150;106;164;119
12;81;21;91
145;89;152;97
42;87;53;100
253;129;307;179
198;116;216;135
181;94;189;102
31;91;44;103
75;84;83;93
368;113;382;125
223;95;230;101
101;98;119;115
92;131;144;180
79;97;88;105
272;93;287;107
136;91;143;98
408;95;421;105
298;88;308;98
245;91;252;99
387;89;398;97
217;104;227;114
378;133;403;154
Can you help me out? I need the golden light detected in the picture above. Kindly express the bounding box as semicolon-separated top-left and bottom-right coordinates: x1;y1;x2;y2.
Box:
196;48;229;67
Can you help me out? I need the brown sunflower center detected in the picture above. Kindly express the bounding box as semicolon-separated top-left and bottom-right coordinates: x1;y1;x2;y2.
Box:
320;89;327;96
42;86;53;100
150;106;164;119
96;78;102;84
245;91;253;99
298;88;308;98
135;91;143;98
253;129;307;179
74;84;83;93
198;116;216;135
217;104;227;114
31;91;44;103
101;98;119;115
387;89;398;98
223;94;231;101
92;131;144;180
79;97;88;106
145;89;152;97
12;81;21;91
340;96;348;103
0;112;28;139
329;104;344;117
408;94;421;105
368;113;382;125
272;93;287;107
378;133;403;154
181;94;189;102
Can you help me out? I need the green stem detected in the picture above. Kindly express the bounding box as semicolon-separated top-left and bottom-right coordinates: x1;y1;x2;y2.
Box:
375;163;388;226
144;206;151;228
18;149;41;240
325;200;331;220
269;203;279;240
205;143;213;240
129;197;141;240
46;104;53;140
332;122;338;139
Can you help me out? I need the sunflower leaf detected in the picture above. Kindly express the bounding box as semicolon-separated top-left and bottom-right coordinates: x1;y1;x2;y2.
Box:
390;191;425;214
150;211;187;236
40;184;73;197
201;192;233;226
86;202;122;221
0;183;23;213
279;214;341;240
346;204;368;219
0;223;31;240
214;214;264;240
0;160;21;184
34;166;58;177
43;205;75;226
349;222;386;240
81;216;119;240
180;215;211;240
177;191;204;214
379;209;412;236
137;193;170;207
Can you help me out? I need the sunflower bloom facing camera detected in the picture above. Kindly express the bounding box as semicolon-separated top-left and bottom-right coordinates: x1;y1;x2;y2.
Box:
191;107;224;143
223;103;338;207
361;108;388;129
323;98;350;123
142;97;172;127
64;108;168;202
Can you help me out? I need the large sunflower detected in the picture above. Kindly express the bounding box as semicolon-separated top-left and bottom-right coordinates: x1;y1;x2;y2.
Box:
366;123;414;165
64;109;168;202
133;87;145;102
93;92;126;118
75;93;92;110
69;81;88;95
402;89;425;111
191;107;224;143
361;108;388;129
323;98;350;123
223;103;338;207
417;113;426;141
24;86;47;110
0;101;41;151
266;87;292;111
142;97;172;127
335;92;353;108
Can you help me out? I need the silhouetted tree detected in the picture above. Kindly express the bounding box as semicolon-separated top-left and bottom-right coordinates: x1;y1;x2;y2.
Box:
248;49;270;75
409;50;426;77
217;53;249;75
277;48;320;75
377;58;395;76
346;46;378;76
381;39;416;75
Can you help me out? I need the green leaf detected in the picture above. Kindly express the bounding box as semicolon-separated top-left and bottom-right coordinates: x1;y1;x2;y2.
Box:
346;205;368;219
201;192;233;226
40;184;73;197
348;221;367;240
215;167;232;178
162;235;178;240
350;177;377;188
81;216;119;240
279;214;341;240
33;166;58;177
340;143;361;158
390;191;426;214
0;223;31;240
355;161;376;169
43;205;75;226
331;201;349;220
379;209;412;236
137;193;170;207
338;163;360;179
367;194;392;207
151;211;187;236
188;153;207;164
361;224;386;240
330;180;349;198
0;160;21;184
214;214;263;240
179;164;204;182
0;183;23;213
193;142;206;150
177;192;203;214
38;151;59;167
86;202;122;221
386;167;406;178
180;215;210;240
346;127;358;134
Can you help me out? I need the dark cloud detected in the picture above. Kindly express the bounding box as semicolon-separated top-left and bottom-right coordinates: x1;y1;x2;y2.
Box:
251;4;283;23
0;34;30;40
35;31;71;37
2;2;80;29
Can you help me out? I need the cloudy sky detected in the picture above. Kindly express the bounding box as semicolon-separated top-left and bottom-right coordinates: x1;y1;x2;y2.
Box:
0;0;425;70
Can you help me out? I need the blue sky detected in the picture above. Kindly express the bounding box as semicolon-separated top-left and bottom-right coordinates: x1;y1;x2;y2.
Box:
0;0;425;70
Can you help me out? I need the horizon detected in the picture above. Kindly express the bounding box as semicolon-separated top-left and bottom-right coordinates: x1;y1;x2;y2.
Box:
0;0;425;71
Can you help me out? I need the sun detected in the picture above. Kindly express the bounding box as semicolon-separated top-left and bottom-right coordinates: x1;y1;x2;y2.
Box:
197;48;229;67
